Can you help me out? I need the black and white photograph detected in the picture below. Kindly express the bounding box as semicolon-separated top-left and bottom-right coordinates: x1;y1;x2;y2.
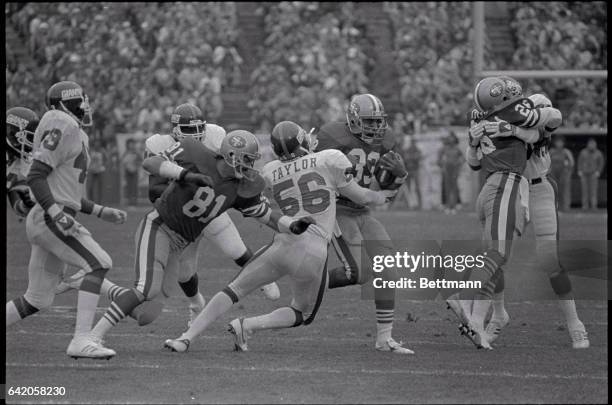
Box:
4;1;608;404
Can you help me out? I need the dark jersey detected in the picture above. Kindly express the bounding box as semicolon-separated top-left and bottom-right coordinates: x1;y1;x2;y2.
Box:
316;121;396;212
154;137;269;242
470;98;541;177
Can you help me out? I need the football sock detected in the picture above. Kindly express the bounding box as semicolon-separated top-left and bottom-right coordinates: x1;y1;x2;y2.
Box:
491;291;506;318
375;299;394;342
558;298;580;327
103;281;129;301
74;290;101;337
182;290;234;341
243;307;300;332
470;293;490;328
189;292;206;308
6;297;39;326
91;289;143;339
178;274;199;298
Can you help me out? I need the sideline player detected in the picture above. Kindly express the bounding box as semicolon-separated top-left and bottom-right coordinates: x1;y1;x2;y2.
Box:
164;121;397;352
87;130;313;355
450;76;563;349
315;94;413;354
5;81;127;359
6;107;39;219
478;94;589;349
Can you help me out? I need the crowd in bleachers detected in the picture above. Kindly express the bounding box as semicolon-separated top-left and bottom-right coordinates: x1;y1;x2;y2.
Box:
248;2;369;131
509;2;607;129
6;2;242;142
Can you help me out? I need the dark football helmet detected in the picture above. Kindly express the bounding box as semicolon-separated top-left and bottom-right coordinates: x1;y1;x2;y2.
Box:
171;103;206;141
219;130;261;180
6;106;39;162
270;121;313;161
346;93;388;145
46;80;92;127
473;76;523;114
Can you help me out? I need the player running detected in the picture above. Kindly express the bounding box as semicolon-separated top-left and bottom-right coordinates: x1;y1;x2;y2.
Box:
164;120;396;353
314;94;413;354
5;81;127;359
88;129;313;355
449;76;563;349
474;93;589;349
57;103;279;327
6;107;39;219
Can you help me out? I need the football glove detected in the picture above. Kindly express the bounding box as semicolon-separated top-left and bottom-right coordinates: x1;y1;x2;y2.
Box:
289;216;316;235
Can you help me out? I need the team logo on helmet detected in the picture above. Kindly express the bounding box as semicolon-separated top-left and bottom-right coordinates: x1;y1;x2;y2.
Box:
489;83;503;98
60;88;83;100
503;78;522;97
170;114;180;124
228;134;247;148
349;102;360;114
7;114;29;129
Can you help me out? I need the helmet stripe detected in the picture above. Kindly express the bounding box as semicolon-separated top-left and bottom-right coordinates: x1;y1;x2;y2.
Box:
366;94;380;114
474;80;484;111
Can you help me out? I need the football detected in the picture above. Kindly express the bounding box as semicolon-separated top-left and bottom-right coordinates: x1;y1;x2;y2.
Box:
373;152;398;188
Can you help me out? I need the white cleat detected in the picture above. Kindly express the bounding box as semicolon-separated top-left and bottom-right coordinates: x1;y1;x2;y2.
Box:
468;322;493;351
446;297;491;350
67;334;116;360
569;323;590;349
55;269;86;295
228;318;250;351
375;338;415;354
164;338;190;353
484;311;510;344
260;282;280;301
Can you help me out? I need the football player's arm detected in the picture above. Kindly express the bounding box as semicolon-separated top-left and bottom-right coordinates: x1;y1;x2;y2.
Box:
79;198;127;224
466;145;482;171
7;178;34;218
148;174;170;203
142;155;212;186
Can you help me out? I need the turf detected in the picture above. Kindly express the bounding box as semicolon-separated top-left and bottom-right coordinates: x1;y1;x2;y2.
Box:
5;208;608;404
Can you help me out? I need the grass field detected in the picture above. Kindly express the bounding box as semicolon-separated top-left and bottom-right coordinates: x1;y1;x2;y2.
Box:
5;207;608;404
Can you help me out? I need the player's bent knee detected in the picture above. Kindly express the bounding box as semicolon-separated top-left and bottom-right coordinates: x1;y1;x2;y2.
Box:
549;270;572;296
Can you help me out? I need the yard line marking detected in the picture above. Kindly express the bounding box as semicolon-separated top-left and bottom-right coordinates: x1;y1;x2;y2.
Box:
6;362;607;381
6;329;606;349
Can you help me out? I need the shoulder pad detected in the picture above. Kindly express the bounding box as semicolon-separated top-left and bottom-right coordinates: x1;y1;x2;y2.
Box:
203;124;226;154
237;174;266;198
146;134;175;155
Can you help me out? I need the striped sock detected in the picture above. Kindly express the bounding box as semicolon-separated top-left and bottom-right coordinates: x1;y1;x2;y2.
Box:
103;282;129;301
376;309;394;342
91;289;142;339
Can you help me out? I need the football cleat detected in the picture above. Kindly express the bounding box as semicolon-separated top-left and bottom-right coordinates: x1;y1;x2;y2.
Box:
569;322;590;349
228;318;250;351
484;311;510;344
468;322;493;350
55;269;86;295
260;282;280;301
375;338;415;354
446;297;491;349
67;334;115;360
164;338;190;353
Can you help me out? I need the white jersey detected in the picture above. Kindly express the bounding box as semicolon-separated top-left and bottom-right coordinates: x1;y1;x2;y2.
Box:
145;123;227;156
7;157;31;182
262;149;353;241
31;110;89;211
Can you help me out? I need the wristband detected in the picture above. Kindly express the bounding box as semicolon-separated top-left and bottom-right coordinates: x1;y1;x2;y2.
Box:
93;204;104;217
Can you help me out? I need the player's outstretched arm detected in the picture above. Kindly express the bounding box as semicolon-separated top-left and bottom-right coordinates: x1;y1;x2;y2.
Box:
337;181;394;206
237;194;315;235
142;155;213;187
27;159;82;237
80;198;127;224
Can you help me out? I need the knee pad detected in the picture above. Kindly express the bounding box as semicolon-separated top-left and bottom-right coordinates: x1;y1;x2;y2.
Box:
290;307;304;327
549;270;572;296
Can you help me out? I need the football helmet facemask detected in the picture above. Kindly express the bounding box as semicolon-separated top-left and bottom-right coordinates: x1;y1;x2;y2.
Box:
473;76;523;115
220;130;261;181
270;121;313;161
46;81;92;127
171;103;206;141
346;93;388;145
6;106;39;162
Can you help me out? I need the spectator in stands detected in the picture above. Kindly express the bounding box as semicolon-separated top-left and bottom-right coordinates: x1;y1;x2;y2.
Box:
87;139;106;204
549;136;575;211
577;138;605;210
438;132;464;214
395;137;423;210
122;138;142;207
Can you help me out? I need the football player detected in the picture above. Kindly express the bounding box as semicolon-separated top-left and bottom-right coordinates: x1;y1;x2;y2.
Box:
476;94;589;349
6;107;39;219
57;104;279;326
314;94;413;354
449;76;563;349
6;81;127;359
88;130;313;355
164;121;396;352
